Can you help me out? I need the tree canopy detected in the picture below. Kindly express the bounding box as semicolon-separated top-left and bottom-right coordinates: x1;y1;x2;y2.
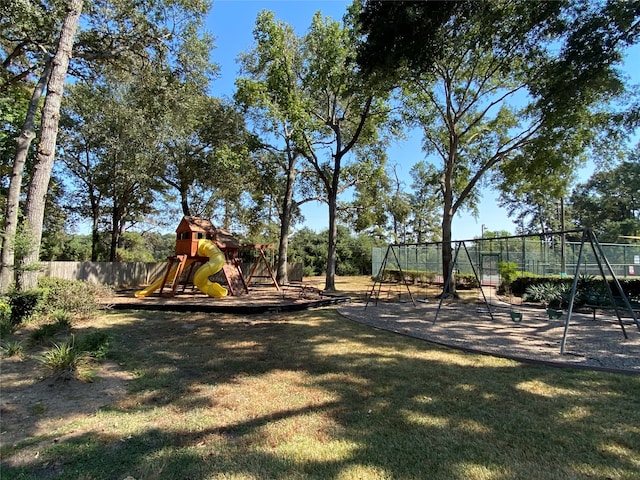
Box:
237;9;393;291
0;0;219;288
357;0;640;291
1;1;639;291
569;155;640;242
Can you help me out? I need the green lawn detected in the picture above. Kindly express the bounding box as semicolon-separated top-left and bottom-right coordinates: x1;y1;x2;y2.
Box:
2;307;639;479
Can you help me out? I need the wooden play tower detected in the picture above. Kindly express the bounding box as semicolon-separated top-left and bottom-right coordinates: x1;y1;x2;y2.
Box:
153;216;278;297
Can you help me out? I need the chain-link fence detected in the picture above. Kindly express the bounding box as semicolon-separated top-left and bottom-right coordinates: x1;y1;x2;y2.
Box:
372;232;640;281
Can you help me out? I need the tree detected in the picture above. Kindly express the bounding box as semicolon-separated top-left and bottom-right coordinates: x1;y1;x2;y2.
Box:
345;163;393;240
58;72;167;261
58;12;228;258
0;64;51;288
288;225;381;276
334;225;379;275
569;156;640;242
18;0;83;290
236;10;315;285
357;0;640;294
288;227;327;277
356;0;466;84
158;90;251;219
139;25;249;225
408;161;442;244
1;0;214;290
299;11;391;291
41;233;92;261
238;9;392;291
38;175;72;260
58;81;107;260
498;173;577;235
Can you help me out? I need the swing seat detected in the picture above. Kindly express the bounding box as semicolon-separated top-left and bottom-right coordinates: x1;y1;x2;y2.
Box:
510;311;523;322
546;308;563;320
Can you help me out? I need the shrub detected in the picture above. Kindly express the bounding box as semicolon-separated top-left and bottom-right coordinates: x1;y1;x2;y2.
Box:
511;276;562;297
512;276;640;302
497;261;521;294
1;340;24;358
573;275;606;306
37;277;112;319
618;278;640;301
0;300;13;337
379;269;440;285
455;273;480;290
7;288;46;326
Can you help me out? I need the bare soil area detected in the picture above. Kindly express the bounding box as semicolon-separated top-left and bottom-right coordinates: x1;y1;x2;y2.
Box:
1;353;134;450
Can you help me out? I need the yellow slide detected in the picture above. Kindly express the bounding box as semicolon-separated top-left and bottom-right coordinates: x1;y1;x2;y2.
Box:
193;239;228;298
135;266;179;298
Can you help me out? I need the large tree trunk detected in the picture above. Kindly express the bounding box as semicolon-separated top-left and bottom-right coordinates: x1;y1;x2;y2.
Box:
180;184;191;216
441;146;457;297
324;192;338;292
87;166;101;261
0;60;52;292
441;204;455;296
109;205;122;262
91;217;100;261
324;156;341;292
18;0;83;290
275;150;297;285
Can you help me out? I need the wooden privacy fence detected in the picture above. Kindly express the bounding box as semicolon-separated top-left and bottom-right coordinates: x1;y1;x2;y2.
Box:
38;261;303;288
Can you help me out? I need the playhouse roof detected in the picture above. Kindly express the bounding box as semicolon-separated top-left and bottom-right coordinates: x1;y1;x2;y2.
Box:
177;216;216;234
214;228;240;249
176;216;240;249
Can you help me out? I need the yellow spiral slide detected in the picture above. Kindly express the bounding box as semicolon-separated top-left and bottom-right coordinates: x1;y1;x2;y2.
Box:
193;239;228;298
135;239;227;298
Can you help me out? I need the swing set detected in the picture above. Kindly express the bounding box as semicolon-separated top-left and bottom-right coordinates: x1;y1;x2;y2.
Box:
368;229;640;354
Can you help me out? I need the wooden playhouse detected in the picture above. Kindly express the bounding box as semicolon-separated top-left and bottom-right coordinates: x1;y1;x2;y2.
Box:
137;216;278;297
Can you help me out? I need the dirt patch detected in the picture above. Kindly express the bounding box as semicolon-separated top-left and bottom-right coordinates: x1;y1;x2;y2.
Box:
0;354;134;451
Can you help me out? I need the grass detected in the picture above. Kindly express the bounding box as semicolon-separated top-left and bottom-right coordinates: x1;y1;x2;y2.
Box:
1;277;639;479
29;316;72;345
0;339;24;357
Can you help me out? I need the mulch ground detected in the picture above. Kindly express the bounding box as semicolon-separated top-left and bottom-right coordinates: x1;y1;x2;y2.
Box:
338;300;640;374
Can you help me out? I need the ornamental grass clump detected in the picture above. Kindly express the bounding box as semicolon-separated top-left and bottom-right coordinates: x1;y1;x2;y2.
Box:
38;331;111;381
524;282;570;309
38;334;89;377
0;339;24;358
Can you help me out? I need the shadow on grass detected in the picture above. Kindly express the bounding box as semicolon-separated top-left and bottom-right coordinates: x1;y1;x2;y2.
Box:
2;308;640;479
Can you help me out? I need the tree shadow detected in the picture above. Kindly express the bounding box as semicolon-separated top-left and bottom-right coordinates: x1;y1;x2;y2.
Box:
2;308;639;479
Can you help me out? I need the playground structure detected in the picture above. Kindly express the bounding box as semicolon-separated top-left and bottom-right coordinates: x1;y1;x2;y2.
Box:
368;229;640;354
135;216;279;299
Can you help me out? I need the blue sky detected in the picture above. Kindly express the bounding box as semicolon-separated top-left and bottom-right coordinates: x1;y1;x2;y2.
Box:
205;0;639;241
